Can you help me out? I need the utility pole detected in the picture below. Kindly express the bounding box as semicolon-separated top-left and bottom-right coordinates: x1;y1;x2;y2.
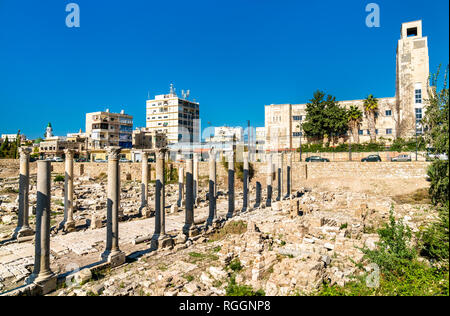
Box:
349;139;352;161
415;122;418;161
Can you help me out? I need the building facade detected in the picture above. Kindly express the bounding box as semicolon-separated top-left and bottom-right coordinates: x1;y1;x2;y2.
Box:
265;21;430;151
85;109;133;150
205;126;244;143
146;84;200;145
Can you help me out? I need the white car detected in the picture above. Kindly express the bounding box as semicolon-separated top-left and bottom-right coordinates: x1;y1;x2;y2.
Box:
53;157;64;162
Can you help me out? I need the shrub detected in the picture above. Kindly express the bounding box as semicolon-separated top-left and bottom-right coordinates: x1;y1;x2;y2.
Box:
228;259;243;272
226;275;265;296
420;203;449;262
361;205;416;272
427;160;449;205
54;175;65;182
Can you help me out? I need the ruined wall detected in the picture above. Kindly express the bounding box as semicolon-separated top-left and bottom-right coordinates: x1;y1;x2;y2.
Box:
0;159;431;187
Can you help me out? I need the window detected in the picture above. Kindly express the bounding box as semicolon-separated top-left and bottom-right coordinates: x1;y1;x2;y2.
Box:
375;129;378;135
407;27;418;37
386;129;393;135
358;130;363;135
367;130;370;135
415;108;423;120
415;89;422;104
385;110;392;116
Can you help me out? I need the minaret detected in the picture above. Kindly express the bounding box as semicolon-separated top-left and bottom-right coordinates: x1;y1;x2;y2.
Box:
45;123;53;139
395;20;430;138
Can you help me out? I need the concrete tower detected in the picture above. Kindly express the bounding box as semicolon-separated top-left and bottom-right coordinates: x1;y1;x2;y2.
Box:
395;20;430;138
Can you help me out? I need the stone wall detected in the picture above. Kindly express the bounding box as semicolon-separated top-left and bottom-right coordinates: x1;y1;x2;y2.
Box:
0;159;430;187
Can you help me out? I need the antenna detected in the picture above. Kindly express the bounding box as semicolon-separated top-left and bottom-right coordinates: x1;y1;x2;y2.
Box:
170;83;175;95
186;90;190;99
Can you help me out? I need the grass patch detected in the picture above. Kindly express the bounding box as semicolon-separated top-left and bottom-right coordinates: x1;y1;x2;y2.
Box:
225;275;265;296
0;187;18;194
208;220;247;242
53;175;65;182
183;274;194;282
228;259;243;272
393;188;431;205
187;251;219;263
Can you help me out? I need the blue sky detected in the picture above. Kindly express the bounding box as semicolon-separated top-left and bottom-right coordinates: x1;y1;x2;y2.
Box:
0;0;448;139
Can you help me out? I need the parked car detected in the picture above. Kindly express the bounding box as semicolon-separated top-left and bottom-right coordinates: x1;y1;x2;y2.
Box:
75;157;89;162
53;157;64;162
361;155;381;162
305;156;330;162
94;159;107;163
391;154;411;162
426;148;448;161
119;158;132;163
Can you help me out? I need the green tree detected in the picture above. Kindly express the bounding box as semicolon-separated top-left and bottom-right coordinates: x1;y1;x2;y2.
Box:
363;94;379;143
420;66;449;267
423;66;449;205
303;90;349;144
347;105;363;144
0;136;8;158
302;91;328;141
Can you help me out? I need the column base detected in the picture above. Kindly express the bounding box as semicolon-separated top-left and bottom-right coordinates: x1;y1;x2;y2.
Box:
27;271;57;295
183;225;199;237
17;226;35;238
206;217;220;227
64;221;76;233
101;250;126;268
140;205;153;218
150;234;174;250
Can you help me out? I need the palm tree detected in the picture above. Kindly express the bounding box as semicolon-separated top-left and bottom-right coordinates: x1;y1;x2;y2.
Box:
347;105;363;144
363;94;379;142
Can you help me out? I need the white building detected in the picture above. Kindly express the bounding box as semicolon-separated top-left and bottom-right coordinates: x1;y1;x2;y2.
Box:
146;84;200;145
205;126;244;143
1;134;27;143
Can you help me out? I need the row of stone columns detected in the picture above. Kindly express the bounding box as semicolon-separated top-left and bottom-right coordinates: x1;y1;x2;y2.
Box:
19;147;293;294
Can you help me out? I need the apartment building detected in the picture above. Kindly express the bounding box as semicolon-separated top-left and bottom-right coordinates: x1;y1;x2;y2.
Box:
85;109;133;150
146;84;200;145
265;21;430;151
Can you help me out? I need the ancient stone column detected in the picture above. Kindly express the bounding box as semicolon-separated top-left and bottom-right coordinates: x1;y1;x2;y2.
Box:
277;153;283;201
193;153;199;205
183;158;197;236
139;151;149;218
266;154;273;207
151;149;173;249
226;151;235;219
63;149;76;232
285;153;292;199
29;160;56;294
254;181;261;208
101;147;125;267
177;166;184;207
242;152;249;212
207;148;217;225
15;147;34;238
